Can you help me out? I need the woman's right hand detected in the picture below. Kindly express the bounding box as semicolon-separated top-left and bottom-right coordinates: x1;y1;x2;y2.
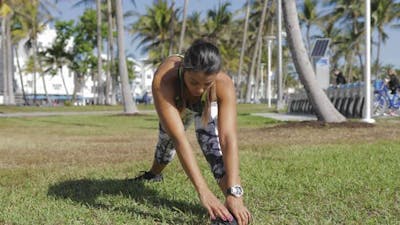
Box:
199;189;234;222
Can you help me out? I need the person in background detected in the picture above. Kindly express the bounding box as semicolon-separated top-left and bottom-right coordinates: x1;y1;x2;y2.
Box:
333;69;347;86
130;40;251;225
387;68;399;95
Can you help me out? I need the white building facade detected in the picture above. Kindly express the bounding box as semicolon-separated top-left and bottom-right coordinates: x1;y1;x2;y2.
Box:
1;25;155;105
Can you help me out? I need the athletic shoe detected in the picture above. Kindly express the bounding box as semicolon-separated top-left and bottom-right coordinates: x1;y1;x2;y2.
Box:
128;171;163;182
210;217;238;225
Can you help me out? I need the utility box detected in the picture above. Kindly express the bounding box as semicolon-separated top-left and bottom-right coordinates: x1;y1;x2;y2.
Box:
311;39;330;90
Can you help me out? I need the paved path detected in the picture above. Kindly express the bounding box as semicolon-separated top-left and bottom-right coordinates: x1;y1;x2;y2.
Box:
0;110;156;118
0;110;315;121
252;113;317;121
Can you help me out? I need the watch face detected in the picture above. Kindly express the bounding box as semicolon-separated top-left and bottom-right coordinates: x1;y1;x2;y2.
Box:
228;185;243;197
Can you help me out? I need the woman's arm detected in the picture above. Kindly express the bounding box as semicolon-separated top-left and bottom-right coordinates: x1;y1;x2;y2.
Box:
216;73;251;225
216;73;240;189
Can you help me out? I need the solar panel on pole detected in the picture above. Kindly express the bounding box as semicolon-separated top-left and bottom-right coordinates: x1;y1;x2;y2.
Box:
311;39;330;58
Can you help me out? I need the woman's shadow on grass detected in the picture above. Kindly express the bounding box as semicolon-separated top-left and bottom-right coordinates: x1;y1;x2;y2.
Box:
47;178;205;224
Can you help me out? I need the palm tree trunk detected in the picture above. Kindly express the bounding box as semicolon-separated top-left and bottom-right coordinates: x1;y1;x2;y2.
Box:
14;46;28;105
282;0;346;122
59;66;69;96
5;15;15;105
375;32;382;78
245;0;269;103
2;16;9;104
178;0;188;53
348;52;354;83
115;0;137;114
35;48;51;104
72;72;79;104
105;0;114;105
96;0;104;105
168;0;176;56
237;0;250;101
254;40;263;102
306;24;311;59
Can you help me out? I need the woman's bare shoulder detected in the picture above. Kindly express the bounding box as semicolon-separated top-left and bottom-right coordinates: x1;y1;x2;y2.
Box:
216;72;234;87
215;72;235;100
156;56;182;74
154;57;181;82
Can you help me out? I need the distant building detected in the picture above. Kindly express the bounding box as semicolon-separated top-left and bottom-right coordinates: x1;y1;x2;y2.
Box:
132;59;155;98
1;25;155;105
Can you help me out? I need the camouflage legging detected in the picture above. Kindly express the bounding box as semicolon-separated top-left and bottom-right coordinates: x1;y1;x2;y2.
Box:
155;102;225;181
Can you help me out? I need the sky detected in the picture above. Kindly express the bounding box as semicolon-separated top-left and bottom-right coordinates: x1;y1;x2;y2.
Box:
51;0;400;68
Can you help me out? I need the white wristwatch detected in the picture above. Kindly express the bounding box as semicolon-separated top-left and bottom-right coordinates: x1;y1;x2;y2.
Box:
227;185;243;197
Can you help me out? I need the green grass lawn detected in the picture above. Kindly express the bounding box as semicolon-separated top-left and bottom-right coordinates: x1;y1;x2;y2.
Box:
1;105;399;224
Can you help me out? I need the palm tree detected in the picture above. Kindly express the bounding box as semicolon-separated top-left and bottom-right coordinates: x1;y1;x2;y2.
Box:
324;0;365;82
115;0;137;114
130;0;178;64
236;0;251;100
1;2;14;105
371;0;400;77
299;0;321;58
14;0;53;104
10;2;33;105
245;0;269;103
167;0;176;55
95;0;104;104
106;0;115;105
202;2;232;43
178;0;188;53
185;12;203;42
282;0;346;122
39;20;74;96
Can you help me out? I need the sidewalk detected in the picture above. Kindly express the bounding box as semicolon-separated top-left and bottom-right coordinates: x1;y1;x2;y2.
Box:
0;110;315;121
0;110;156;118
252;113;317;121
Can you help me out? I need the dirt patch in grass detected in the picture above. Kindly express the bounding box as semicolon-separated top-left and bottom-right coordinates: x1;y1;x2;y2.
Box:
1;116;399;169
237;119;400;150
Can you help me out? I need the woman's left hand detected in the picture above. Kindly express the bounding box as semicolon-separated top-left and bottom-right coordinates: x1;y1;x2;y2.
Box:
225;196;252;225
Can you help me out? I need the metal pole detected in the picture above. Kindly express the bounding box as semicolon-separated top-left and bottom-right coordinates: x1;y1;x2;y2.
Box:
362;0;375;123
267;38;273;107
277;0;284;110
260;63;265;100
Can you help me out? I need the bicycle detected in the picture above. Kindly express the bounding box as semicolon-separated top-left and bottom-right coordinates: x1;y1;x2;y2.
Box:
373;79;400;116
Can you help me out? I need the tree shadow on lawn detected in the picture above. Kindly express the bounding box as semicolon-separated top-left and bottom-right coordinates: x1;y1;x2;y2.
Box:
47;178;205;224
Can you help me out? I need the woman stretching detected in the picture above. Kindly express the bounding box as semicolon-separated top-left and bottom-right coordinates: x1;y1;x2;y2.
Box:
133;40;251;225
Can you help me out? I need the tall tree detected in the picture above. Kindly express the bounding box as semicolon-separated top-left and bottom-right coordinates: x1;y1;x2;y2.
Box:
1;3;14;105
39;20;74;96
371;0;400;77
299;0;321;58
324;0;365;82
282;0;346;122
10;2;32;105
245;0;269;103
115;0;137;114
130;0;178;64
106;0;115;105
236;0;250;100
96;0;104;104
202;1;232;43
178;0;188;53
15;0;53;104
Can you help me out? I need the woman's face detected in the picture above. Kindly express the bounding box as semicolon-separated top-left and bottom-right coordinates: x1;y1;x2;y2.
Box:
184;71;217;97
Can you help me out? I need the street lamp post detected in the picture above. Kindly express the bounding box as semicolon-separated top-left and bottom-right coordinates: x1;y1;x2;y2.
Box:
362;0;375;123
266;36;275;108
276;0;284;110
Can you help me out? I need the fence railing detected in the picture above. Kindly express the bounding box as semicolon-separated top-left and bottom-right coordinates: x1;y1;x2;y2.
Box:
288;82;366;118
